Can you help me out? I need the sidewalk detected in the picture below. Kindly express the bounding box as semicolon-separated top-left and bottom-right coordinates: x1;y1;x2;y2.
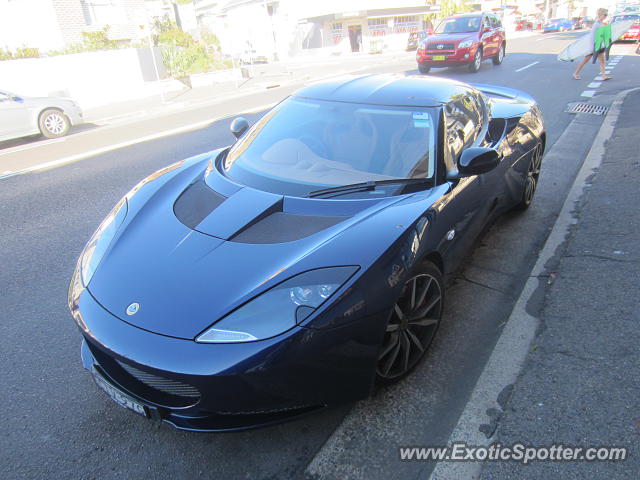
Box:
81;50;408;125
479;89;640;478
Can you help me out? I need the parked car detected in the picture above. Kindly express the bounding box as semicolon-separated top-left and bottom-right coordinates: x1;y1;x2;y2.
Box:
0;90;82;142
571;17;584;29
612;13;640;41
543;18;574;33
416;12;506;74
515;19;533;31
406;31;428;51
580;16;595;29
68;73;545;431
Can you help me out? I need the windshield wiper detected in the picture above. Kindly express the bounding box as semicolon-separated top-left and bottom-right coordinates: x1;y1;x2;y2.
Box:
307;178;431;198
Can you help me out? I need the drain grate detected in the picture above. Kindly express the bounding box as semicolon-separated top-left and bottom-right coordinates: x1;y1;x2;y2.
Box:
566;102;609;115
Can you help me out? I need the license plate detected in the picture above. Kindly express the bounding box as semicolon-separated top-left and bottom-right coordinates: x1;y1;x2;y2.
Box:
432;55;446;61
93;368;148;417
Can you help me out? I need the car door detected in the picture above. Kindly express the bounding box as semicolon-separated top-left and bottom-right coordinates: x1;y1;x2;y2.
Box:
0;91;33;141
431;96;493;272
480;15;494;57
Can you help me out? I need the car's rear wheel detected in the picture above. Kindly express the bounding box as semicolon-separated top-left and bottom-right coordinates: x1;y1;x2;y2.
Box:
39;109;70;138
376;261;444;383
515;141;543;210
418;63;431;74
469;48;482;72
492;43;505;65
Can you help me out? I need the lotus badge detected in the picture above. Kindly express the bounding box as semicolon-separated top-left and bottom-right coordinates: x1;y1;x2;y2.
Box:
126;302;140;316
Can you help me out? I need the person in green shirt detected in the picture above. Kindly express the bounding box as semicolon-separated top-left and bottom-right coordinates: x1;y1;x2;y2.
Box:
573;8;612;80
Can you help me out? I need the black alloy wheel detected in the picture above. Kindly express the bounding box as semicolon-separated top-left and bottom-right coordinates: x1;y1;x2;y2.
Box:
493;43;505;65
469;48;482;72
376;261;444;382
515;141;543;210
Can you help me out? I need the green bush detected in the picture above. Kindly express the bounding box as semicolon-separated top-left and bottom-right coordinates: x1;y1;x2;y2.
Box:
14;47;40;58
0;48;13;61
82;26;119;51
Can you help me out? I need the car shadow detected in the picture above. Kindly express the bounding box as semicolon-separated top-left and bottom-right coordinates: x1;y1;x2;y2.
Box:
0;123;101;151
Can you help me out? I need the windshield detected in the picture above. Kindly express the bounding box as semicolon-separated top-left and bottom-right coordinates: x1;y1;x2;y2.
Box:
435;17;481;34
223;97;437;196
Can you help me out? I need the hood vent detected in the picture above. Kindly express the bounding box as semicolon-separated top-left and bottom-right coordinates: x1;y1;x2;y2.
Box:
173;180;226;228
230;212;347;244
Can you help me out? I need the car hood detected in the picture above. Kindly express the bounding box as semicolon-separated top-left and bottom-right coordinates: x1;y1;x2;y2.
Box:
87;153;437;339
423;33;477;44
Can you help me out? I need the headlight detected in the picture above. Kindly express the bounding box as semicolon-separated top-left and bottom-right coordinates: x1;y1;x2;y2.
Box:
196;266;358;343
79;198;128;286
458;40;474;49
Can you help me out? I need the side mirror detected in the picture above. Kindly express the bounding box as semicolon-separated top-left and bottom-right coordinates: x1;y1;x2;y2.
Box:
230;117;249;139
448;147;500;179
11;96;23;103
483;26;492;33
426;28;434;35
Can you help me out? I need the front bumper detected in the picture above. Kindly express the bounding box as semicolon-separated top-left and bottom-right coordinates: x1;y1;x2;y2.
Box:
417;45;477;67
74;287;387;431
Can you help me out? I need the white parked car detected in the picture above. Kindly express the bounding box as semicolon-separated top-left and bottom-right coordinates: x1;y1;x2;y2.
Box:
0;90;83;142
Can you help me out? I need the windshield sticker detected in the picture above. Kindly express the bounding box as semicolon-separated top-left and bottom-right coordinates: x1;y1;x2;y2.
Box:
412;112;431;128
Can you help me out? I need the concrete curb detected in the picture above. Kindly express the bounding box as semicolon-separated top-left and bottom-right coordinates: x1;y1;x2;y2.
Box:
427;87;639;480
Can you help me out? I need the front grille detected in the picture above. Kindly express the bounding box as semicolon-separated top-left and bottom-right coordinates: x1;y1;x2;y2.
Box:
427;42;455;52
116;360;200;398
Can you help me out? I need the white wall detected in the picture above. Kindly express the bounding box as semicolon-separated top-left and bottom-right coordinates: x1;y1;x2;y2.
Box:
0;48;163;108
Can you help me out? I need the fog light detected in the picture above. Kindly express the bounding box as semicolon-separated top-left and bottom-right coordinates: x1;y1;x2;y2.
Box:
464;53;469;59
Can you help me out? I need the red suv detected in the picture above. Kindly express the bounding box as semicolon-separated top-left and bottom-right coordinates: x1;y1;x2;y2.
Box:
416;13;506;74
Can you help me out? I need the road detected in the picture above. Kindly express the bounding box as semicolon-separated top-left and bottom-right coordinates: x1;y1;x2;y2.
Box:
1;33;638;480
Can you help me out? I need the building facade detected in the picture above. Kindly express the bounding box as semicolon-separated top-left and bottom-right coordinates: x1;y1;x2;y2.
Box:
0;0;149;53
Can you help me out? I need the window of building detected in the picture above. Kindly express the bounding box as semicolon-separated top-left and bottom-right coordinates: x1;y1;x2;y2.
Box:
368;17;388;36
81;0;126;26
331;22;343;44
393;15;420;34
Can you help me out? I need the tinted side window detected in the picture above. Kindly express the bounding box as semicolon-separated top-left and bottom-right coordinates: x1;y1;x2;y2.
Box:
445;95;482;161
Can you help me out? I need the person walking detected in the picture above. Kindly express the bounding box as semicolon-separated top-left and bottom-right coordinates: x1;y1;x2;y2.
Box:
573;8;612;80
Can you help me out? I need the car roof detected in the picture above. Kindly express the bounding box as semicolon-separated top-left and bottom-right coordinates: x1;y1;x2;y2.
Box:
293;74;474;108
449;13;485;17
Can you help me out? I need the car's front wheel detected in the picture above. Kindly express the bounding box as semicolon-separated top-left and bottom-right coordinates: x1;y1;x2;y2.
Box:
376;261;444;383
515;141;543;210
469;48;482;72
39;109;70;138
418;63;431;74
492;43;505;65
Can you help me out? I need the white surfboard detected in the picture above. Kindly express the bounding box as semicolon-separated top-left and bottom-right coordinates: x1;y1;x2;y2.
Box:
558;20;634;62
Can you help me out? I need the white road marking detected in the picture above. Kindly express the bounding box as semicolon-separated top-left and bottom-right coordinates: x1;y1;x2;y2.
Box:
588;82;602;88
515;61;539;72
0;137;66;157
0;116;223;180
581;90;596;98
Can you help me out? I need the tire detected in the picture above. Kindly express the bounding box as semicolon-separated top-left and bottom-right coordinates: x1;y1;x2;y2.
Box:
418;63;431;74
39;109;70;138
514;141;543;210
492;43;505;65
469;48;482;72
376;260;444;383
